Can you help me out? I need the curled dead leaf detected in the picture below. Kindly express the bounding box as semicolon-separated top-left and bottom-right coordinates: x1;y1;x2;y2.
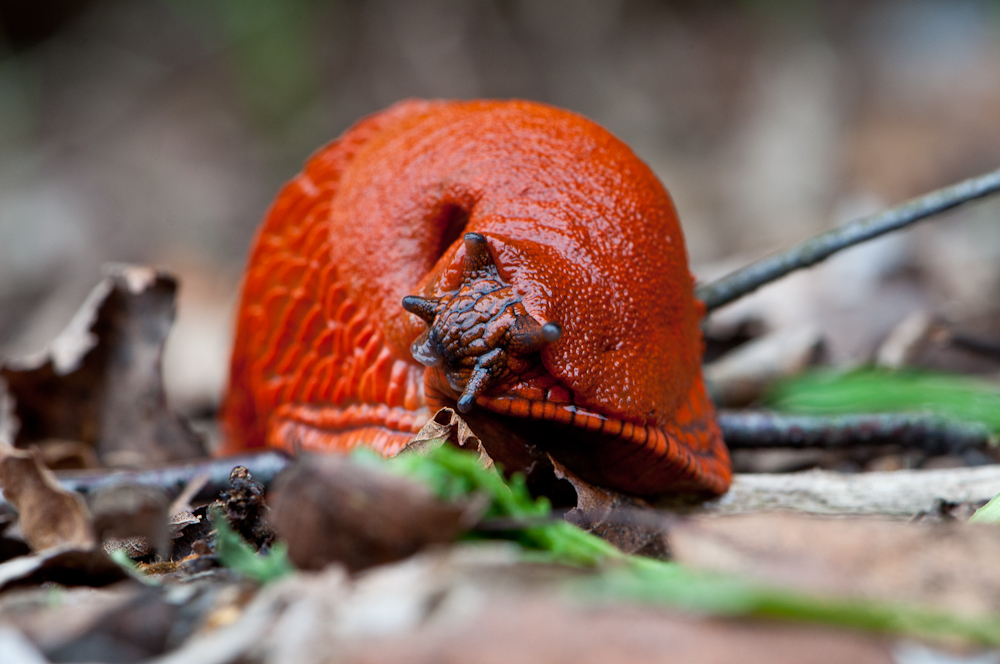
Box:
550;456;670;558
405;407;489;465
0;264;204;468
0;445;94;552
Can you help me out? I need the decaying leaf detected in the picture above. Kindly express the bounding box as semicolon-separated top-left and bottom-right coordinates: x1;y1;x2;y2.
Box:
269;455;473;572
406;407;488;464
550;456;670;559
0;264;204;468
0;445;94;552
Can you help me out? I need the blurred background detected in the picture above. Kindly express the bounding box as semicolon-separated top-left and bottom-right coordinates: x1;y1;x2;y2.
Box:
0;0;998;419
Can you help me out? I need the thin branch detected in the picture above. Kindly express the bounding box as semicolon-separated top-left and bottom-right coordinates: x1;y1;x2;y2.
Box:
697;167;1000;312
718;410;994;455
1;451;293;512
951;333;1000;360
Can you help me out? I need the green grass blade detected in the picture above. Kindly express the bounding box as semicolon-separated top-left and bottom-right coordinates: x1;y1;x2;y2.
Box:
769;368;1000;433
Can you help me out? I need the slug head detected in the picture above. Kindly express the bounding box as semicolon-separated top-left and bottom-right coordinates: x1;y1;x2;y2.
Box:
402;233;561;413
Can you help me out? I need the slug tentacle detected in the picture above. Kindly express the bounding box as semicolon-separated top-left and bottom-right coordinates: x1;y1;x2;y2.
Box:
405;232;561;413
401;295;439;324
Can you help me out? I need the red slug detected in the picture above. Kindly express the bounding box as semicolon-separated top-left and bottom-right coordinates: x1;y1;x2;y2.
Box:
221;99;731;496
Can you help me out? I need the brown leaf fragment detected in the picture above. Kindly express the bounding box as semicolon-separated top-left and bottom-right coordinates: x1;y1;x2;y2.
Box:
0;445;94;551
0;264;205;468
170;505;213;561
406;407;489;464
32;439;101;471
550;456;670;558
89;483;170;557
269;456;475;571
103;536;154;560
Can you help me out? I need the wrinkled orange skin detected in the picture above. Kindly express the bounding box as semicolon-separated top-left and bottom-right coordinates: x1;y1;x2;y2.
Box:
221;99;731;495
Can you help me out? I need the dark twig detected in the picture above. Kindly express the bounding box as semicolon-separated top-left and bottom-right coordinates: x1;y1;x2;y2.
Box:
718;410;994;455
697;167;1000;312
0;451;292;513
951;333;1000;360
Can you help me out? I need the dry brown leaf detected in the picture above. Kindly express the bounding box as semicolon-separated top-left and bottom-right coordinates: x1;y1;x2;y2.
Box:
269;456;477;571
0;264;204;468
550;456;670;558
0;445;94;552
405;407;489;465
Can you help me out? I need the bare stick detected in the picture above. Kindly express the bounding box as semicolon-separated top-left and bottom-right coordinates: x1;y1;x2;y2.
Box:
701;465;1000;517
697;167;1000;312
718;410;993;454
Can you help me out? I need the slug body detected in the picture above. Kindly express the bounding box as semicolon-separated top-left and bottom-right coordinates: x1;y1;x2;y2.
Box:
222;99;731;496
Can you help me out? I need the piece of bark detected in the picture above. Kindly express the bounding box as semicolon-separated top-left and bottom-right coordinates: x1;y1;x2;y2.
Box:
269;456;477;571
698;466;1000;517
0;445;94;552
214;466;274;550
0;264;204;467
550;456;669;559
